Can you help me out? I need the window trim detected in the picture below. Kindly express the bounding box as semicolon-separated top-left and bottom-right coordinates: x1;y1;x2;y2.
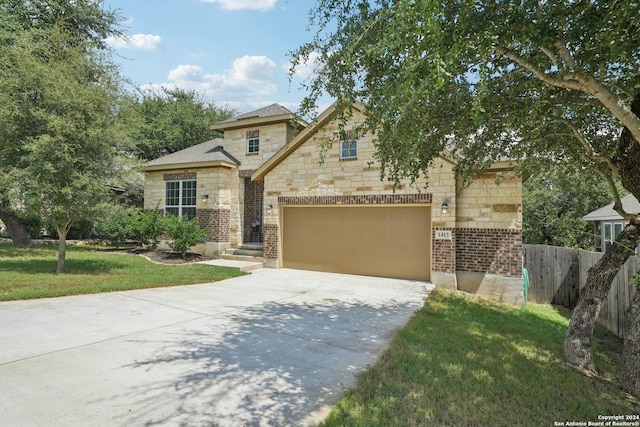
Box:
339;130;358;161
247;137;260;155
165;179;197;219
602;221;626;251
247;130;260;155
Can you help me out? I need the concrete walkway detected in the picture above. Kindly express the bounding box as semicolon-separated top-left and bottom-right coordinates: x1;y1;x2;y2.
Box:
0;268;433;426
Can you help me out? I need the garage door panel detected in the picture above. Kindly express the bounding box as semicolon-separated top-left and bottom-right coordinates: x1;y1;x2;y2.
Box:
282;206;430;281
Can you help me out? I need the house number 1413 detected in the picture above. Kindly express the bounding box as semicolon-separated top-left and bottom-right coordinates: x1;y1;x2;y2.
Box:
435;230;452;240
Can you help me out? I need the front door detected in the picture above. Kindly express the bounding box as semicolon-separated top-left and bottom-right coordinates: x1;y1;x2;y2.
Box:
243;178;264;243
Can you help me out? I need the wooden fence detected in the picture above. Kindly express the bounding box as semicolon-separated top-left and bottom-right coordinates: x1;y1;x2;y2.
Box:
523;244;638;338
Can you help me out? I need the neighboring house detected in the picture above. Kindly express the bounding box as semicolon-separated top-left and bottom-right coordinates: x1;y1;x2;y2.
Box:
142;102;524;302
582;194;640;252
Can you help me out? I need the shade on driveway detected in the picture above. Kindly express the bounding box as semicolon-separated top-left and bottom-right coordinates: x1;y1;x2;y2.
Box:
0;268;433;426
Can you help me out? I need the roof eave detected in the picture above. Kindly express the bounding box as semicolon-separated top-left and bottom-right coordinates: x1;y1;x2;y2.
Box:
141;160;239;172
211;114;308;131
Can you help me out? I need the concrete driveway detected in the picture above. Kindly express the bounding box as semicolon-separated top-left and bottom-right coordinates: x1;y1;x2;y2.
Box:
0;268;433;426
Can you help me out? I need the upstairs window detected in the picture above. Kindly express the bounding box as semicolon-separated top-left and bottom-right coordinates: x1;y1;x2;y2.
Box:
340;129;358;160
247;130;259;155
165;180;196;219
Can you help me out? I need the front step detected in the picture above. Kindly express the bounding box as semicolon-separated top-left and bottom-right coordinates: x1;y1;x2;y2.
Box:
219;244;264;263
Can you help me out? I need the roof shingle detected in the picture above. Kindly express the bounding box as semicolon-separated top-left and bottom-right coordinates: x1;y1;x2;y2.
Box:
142;138;240;169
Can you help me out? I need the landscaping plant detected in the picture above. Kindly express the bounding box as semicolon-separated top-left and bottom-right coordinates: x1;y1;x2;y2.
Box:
162;215;207;259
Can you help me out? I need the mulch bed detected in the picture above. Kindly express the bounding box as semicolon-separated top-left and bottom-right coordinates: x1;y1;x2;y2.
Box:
104;247;214;265
140;249;214;265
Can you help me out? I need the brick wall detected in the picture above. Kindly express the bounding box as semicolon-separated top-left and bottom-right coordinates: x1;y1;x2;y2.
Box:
263;223;278;260
433;228;456;273
243;178;264;242
455;228;522;276
278;193;432;206
196;208;231;243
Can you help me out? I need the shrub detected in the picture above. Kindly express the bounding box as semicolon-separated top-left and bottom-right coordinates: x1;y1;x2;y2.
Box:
163;215;206;258
16;211;43;239
94;205;136;246
130;208;164;250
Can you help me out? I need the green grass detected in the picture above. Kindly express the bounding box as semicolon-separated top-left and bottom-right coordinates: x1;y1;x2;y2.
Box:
322;288;639;426
0;243;245;301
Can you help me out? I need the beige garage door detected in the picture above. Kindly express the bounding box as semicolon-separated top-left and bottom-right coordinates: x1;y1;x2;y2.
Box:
282;205;431;280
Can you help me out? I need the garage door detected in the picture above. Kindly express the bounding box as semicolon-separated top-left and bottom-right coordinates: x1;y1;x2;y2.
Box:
282;205;431;280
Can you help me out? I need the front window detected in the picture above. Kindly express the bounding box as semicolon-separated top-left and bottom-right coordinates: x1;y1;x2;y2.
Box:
603;221;626;251
247;130;259;154
340;130;358;160
165;180;196;219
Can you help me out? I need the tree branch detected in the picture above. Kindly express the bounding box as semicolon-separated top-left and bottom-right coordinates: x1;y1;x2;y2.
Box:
495;44;640;145
493;44;584;91
598;170;638;222
554;40;579;70
540;46;559;68
574;75;640;144
556;117;618;173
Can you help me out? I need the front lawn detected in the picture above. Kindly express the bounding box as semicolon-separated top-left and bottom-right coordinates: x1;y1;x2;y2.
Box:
0;243;245;301
322;288;639;426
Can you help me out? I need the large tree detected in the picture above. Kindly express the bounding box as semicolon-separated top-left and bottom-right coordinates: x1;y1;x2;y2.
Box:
0;1;126;272
126;87;234;161
292;0;640;394
0;0;122;247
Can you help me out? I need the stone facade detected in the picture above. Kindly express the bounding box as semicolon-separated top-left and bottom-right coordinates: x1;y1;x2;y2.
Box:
143;119;299;250
258;106;523;301
142;103;523;303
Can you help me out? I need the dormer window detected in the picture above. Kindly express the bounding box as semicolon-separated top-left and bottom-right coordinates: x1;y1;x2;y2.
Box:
340;129;357;161
247;130;259;155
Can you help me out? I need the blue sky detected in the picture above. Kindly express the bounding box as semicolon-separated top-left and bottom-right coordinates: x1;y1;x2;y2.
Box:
103;0;328;115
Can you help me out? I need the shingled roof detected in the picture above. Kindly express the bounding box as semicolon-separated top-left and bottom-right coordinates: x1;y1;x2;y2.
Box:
582;194;640;221
141;139;240;171
211;103;307;131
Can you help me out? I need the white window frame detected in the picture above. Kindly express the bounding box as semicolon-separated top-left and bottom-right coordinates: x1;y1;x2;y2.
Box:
340;130;358;160
247;130;260;155
247;138;260;154
602;221;626;251
165;179;196;219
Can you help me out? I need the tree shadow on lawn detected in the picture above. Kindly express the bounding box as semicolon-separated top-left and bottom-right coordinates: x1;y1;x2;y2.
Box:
98;294;427;426
0;257;127;275
324;292;637;426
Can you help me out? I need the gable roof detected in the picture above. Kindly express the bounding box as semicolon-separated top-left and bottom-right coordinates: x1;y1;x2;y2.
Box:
141;138;240;171
251;101;517;182
582;194;640;222
251;101;354;181
211;103;308;132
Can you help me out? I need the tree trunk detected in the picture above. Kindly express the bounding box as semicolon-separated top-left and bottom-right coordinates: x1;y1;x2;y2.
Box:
564;92;640;372
56;225;68;274
622;280;640;397
0;198;32;247
565;224;640;372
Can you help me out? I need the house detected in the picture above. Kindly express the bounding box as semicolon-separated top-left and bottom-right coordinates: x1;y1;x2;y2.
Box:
142;102;524;302
582;194;640;252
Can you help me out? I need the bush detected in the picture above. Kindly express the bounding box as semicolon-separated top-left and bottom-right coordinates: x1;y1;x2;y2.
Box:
16;211;43;239
130;208;164;250
94;206;137;246
162;215;206;258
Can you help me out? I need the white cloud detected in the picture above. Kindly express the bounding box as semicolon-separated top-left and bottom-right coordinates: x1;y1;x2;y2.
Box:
106;34;164;51
143;55;278;110
201;0;277;11
286;51;322;79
